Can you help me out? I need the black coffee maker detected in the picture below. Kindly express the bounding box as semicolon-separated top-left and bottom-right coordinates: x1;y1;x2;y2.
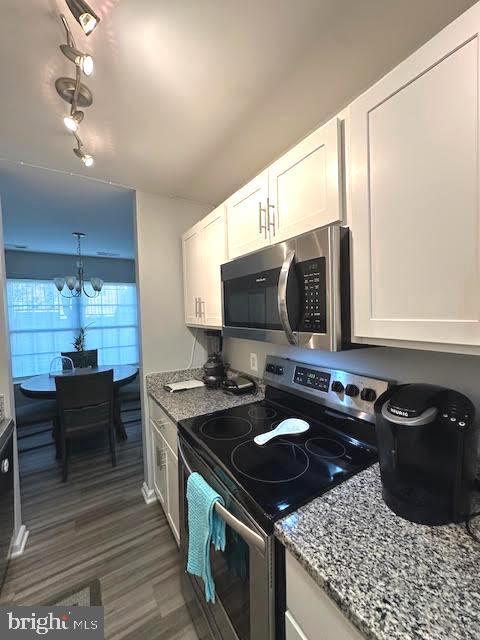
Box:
375;384;479;525
202;331;226;389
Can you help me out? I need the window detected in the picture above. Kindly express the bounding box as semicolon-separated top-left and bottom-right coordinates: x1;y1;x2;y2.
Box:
6;279;138;379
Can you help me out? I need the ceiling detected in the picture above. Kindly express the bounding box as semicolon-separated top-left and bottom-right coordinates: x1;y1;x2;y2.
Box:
0;0;476;205
0;160;135;258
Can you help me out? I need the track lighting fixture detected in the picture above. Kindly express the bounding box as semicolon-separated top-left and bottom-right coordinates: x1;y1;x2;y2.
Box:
56;14;97;167
63;110;84;132
65;0;100;36
60;44;94;76
73;134;94;167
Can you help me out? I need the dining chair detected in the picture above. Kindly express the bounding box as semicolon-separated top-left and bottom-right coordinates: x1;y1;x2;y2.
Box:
54;369;116;482
61;349;98;369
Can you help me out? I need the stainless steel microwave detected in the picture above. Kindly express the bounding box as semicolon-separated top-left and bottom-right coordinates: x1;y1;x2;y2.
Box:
221;225;350;351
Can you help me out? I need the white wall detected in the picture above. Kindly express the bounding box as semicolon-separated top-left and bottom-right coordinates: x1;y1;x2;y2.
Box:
225;338;480;411
134;190;209;490
0;198;24;551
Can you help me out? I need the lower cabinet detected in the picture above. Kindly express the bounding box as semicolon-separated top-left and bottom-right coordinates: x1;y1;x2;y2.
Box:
151;426;167;509
165;445;180;542
286;550;363;640
150;398;180;546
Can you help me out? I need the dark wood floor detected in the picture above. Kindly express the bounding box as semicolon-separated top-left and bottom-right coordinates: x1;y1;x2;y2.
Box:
1;408;198;640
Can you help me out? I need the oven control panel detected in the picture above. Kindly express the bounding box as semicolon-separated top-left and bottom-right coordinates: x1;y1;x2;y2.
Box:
293;366;330;393
264;356;392;422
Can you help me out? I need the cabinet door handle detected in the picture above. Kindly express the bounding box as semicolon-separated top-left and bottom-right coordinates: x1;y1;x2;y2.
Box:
258;202;267;238
267;198;276;236
200;299;205;318
194;297;199;317
1;458;10;474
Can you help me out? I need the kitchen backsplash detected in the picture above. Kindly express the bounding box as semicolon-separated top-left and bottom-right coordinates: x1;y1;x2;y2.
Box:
224;338;480;413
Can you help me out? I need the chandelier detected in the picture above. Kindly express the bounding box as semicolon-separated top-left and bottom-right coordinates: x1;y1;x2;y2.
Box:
54;232;104;298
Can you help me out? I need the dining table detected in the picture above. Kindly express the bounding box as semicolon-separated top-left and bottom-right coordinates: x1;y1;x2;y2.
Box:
20;364;139;440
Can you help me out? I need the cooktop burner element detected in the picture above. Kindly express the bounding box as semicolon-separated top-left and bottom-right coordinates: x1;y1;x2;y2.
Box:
305;437;347;459
248;405;277;420
200;416;252;440
231;440;310;483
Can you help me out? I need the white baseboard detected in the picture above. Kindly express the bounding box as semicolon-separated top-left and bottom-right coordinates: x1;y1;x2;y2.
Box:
11;524;29;558
141;482;157;505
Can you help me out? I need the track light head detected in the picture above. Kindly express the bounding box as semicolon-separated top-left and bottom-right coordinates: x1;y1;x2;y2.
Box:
60;44;94;76
63;110;84;132
65;0;100;35
73;145;94;168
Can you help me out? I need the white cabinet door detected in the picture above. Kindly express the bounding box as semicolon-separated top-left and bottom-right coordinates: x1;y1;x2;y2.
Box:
286;551;363;640
285;612;308;640
151;427;167;508
166;445;180;545
350;7;480;347
182;224;204;326
226;171;269;259
201;205;226;328
269;118;342;244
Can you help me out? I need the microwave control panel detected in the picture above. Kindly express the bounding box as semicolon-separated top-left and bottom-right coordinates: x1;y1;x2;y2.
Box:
297;258;327;333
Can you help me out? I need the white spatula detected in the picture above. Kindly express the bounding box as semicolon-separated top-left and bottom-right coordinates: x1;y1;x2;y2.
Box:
254;418;310;446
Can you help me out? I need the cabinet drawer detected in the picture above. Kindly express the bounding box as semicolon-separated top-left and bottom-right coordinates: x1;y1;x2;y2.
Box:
286;611;308;640
149;412;177;454
286;551;363;640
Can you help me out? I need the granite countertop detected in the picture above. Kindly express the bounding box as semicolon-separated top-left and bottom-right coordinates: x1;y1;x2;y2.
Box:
146;368;264;423
275;464;480;640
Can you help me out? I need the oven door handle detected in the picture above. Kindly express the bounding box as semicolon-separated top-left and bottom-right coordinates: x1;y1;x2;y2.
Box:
178;440;266;553
278;249;297;345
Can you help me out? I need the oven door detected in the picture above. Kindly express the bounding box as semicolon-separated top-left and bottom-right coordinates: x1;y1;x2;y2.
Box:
178;438;275;640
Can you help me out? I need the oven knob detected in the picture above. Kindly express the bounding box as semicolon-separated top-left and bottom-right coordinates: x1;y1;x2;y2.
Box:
360;388;377;402
345;384;360;398
331;381;344;393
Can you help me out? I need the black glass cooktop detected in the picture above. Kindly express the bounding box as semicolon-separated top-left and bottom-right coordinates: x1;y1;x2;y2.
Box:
178;388;378;532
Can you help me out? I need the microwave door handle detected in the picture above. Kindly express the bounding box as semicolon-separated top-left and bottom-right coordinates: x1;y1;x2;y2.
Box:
177;440;266;553
278;250;297;345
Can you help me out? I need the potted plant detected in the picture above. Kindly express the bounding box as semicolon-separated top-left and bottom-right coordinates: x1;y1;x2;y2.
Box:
70;324;97;368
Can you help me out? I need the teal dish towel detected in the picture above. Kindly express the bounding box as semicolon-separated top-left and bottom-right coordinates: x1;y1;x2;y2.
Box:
186;472;226;603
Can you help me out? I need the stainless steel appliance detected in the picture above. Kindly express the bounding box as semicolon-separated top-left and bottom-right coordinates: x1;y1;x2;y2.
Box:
178;355;390;640
221;225;350;351
0;422;14;593
375;384;479;525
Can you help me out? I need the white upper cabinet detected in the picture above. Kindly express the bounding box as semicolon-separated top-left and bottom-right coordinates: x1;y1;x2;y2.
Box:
182;225;203;326
350;5;480;348
202;206;227;327
226;118;342;260
269;118;342;243
182;204;226;329
226;171;269;259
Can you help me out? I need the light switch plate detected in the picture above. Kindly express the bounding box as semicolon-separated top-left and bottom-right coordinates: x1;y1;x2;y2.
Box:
250;352;258;372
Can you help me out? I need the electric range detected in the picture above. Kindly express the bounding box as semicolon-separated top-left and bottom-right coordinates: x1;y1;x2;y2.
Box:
177;355;391;640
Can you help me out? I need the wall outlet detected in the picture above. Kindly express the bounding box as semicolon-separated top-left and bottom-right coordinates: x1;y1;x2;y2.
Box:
250;352;258;372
